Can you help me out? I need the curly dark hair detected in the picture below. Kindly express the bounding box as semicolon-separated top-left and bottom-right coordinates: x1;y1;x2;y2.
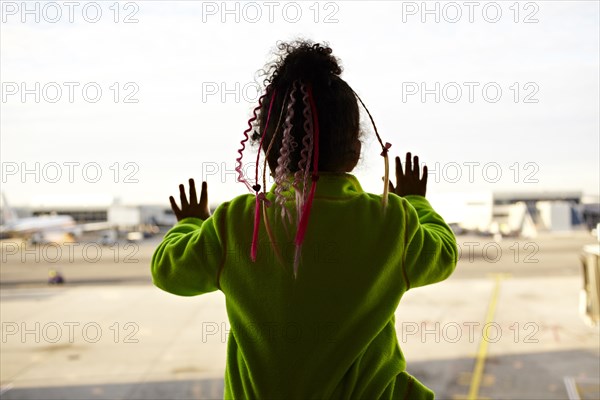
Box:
253;39;362;173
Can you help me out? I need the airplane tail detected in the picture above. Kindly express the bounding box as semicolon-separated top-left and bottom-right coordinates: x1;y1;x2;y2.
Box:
1;193;19;225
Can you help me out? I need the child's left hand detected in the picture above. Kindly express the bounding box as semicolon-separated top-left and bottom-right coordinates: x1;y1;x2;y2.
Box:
169;179;210;221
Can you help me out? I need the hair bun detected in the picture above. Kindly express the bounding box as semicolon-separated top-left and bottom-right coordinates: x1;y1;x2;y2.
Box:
274;41;342;85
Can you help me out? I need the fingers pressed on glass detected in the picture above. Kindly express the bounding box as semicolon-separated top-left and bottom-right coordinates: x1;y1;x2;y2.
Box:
395;156;402;189
200;181;208;207
413;155;420;178
169;196;181;217
189;179;197;205
405;152;412;174
179;184;188;208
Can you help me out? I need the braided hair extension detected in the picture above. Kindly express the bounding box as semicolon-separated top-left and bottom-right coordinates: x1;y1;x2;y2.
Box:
352;90;392;210
253;87;277;191
273;80;299;225
292;83;320;277
292;81;314;222
250;88;277;261
260;87;291;266
262;87;290;201
236;93;267;192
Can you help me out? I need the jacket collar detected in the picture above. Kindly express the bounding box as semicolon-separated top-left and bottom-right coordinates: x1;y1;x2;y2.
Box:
267;172;364;199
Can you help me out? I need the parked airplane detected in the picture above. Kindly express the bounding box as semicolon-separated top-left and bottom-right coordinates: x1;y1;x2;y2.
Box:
0;193;111;243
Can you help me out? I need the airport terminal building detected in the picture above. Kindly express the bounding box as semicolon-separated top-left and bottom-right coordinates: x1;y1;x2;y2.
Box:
9;194;177;230
452;190;599;236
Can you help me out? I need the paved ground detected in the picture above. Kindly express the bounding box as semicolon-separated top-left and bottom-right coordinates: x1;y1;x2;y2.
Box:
1;232;599;399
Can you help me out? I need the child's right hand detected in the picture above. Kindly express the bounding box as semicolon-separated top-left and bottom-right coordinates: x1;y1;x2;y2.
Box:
388;152;428;197
169;179;211;221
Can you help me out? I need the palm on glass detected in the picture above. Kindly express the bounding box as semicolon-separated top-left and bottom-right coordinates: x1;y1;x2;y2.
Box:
389;152;428;197
169;179;210;221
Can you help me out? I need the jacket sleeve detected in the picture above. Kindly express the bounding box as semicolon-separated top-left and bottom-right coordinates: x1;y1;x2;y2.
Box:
151;204;227;296
400;195;458;289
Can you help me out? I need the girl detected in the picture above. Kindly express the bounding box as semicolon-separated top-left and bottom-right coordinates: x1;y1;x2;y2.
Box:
152;40;458;399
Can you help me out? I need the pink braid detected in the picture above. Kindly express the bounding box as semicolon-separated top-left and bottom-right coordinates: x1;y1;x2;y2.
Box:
250;89;277;262
293;83;320;277
236;93;267;192
260;88;289;264
254;89;277;190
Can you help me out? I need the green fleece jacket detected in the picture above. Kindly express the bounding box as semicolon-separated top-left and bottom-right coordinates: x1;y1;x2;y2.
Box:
151;173;458;399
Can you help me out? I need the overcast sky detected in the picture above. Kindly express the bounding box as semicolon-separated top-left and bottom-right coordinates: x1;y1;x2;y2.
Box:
1;1;598;212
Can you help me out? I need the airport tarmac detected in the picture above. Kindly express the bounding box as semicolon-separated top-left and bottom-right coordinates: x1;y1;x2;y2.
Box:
1;232;599;399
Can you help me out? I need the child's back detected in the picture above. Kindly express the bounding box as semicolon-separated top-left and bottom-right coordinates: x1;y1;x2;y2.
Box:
152;40;458;399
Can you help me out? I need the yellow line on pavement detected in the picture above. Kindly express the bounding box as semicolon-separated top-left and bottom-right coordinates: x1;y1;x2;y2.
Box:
467;274;507;400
